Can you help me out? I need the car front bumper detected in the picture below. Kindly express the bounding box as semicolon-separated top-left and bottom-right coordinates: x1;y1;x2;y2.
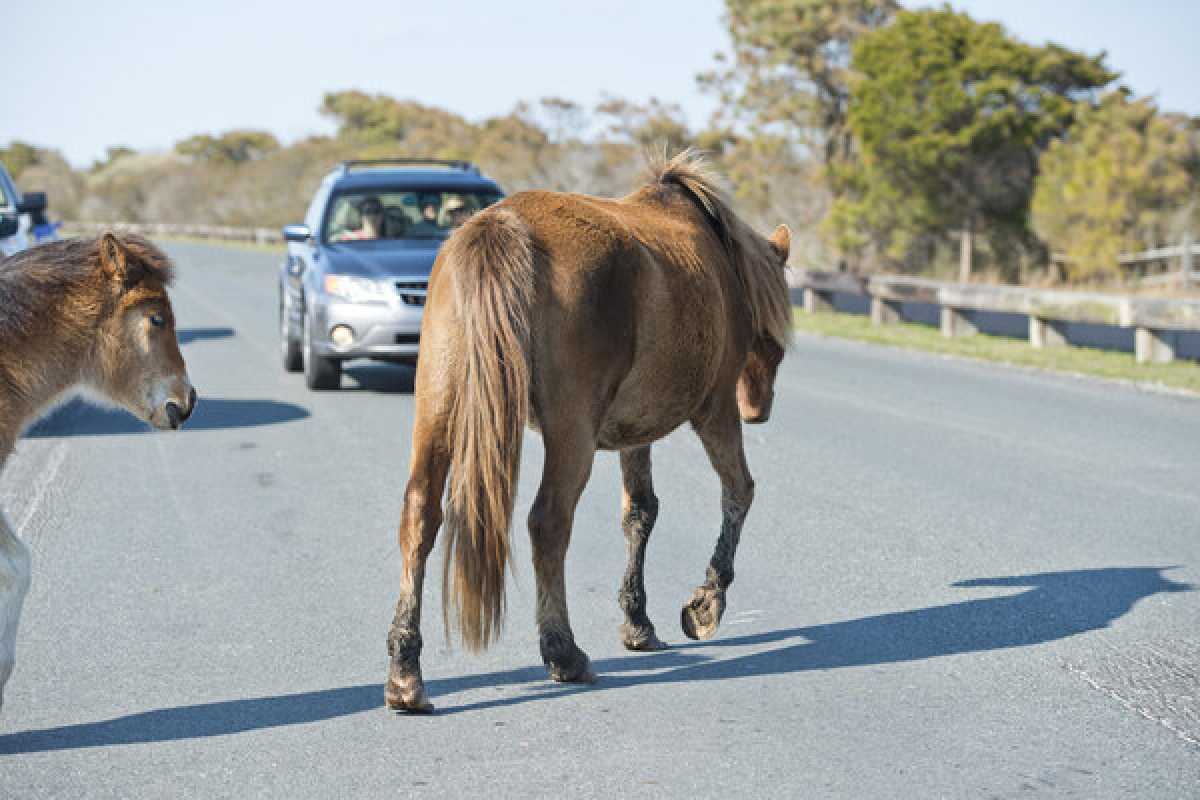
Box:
311;297;424;360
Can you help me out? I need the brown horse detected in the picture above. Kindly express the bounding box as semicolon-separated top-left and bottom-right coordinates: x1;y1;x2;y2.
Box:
0;233;197;711
385;151;792;712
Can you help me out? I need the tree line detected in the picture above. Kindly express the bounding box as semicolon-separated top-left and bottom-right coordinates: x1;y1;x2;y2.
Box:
4;2;1197;284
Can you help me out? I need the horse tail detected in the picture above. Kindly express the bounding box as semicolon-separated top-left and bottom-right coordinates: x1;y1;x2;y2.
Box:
440;207;535;652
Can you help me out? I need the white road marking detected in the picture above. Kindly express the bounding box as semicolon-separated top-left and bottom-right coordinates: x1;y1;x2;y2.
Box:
16;441;67;539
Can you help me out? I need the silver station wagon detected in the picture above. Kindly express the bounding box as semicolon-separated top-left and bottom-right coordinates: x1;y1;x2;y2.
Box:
278;158;504;389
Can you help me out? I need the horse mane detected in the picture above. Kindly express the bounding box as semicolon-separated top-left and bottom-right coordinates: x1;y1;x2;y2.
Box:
0;233;175;348
0;233;175;289
641;149;792;350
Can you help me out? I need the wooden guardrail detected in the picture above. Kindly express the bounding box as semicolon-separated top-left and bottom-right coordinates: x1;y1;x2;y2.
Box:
62;221;283;245
797;271;1200;364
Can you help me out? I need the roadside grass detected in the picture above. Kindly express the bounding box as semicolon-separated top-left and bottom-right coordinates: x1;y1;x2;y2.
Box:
794;308;1200;395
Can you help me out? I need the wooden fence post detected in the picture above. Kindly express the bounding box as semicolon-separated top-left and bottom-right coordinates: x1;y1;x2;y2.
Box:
870;296;903;325
803;287;835;313
940;307;977;338
1029;316;1067;348
1182;229;1194;291
1135;328;1178;364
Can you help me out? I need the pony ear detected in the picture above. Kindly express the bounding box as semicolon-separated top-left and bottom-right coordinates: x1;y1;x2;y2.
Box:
99;232;145;287
768;225;791;262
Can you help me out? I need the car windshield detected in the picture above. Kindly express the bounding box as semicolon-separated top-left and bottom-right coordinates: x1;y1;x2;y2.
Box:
324;188;502;243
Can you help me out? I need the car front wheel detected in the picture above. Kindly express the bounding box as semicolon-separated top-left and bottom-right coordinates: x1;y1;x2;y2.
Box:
280;289;302;372
302;309;342;390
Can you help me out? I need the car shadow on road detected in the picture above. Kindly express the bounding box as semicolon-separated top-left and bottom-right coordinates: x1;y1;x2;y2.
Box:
341;363;416;394
0;566;1187;753
24;396;309;437
177;326;236;345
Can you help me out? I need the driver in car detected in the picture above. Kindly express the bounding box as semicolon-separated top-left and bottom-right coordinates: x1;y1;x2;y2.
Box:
333;196;385;241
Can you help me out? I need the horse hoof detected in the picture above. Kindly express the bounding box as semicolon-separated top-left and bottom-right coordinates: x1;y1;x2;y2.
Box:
385;677;434;714
620;623;669;652
681;589;726;641
541;631;596;683
549;659;598;684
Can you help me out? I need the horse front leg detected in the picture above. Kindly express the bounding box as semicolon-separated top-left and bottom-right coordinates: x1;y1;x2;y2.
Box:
0;510;31;713
618;446;667;651
682;403;754;641
385;435;450;713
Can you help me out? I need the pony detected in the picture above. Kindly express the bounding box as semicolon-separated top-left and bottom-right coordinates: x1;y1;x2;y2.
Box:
0;232;197;711
385;151;792;712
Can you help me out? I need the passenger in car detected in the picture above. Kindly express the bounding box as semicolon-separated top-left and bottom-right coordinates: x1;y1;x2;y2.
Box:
440;195;471;228
334;196;385;241
407;194;443;237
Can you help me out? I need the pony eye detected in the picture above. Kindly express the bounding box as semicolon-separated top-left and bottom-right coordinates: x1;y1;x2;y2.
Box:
149;313;165;328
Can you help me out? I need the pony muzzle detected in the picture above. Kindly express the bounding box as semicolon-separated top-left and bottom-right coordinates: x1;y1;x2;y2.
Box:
163;386;198;430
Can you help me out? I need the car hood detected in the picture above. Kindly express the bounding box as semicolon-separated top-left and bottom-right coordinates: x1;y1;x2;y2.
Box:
321;241;441;280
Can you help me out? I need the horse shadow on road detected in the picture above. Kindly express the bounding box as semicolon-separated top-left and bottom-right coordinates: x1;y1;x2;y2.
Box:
176;326;236;346
0;566;1188;754
23;326;306;436
24;395;309;437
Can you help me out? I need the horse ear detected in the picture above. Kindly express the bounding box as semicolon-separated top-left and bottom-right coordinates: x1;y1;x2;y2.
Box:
99;233;126;281
768;225;791;262
99;232;145;287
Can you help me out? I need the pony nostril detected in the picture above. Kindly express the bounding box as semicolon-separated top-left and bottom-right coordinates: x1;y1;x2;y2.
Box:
165;402;183;429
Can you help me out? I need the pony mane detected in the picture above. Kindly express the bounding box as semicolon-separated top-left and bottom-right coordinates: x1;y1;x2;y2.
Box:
642;149;792;350
0;233;176;348
0;233;175;287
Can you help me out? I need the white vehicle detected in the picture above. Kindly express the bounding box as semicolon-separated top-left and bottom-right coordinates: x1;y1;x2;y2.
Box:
0;165;28;258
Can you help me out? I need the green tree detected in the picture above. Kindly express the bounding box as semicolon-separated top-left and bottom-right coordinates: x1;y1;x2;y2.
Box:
0;141;44;180
832;7;1115;278
319;91;477;157
594;96;694;154
702;0;898;166
1032;93;1199;281
90;146;137;173
176;130;280;164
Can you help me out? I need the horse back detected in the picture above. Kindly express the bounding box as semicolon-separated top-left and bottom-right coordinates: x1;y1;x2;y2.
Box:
498;190;750;450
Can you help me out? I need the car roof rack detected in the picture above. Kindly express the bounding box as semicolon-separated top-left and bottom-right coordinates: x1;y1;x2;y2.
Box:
336;158;480;175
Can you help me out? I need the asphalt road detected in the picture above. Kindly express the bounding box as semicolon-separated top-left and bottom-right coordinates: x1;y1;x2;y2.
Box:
1;242;1198;798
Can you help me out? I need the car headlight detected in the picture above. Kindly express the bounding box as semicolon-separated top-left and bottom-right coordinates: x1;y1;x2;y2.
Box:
323;275;390;304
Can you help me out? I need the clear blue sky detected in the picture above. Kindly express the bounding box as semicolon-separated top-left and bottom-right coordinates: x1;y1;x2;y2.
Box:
4;1;1198;166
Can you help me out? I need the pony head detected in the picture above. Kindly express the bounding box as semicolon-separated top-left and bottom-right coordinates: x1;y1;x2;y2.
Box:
91;233;197;430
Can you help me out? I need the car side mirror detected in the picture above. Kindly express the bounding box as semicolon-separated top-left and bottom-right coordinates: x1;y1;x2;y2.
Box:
0;212;17;238
283;224;312;244
17;192;47;215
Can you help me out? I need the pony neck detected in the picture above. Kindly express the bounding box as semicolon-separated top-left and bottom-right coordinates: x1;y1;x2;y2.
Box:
0;282;100;464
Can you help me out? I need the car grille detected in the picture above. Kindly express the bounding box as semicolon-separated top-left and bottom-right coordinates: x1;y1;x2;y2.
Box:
395;281;427;306
394;334;420;345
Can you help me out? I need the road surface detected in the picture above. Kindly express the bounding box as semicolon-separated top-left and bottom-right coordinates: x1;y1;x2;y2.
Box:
1;242;1198;798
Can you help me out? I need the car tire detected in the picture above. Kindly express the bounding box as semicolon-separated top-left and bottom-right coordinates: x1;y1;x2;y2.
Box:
280;290;302;372
302;309;341;390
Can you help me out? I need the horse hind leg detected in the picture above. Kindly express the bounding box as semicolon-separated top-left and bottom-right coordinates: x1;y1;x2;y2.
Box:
385;410;451;713
529;423;596;683
618;446;667;651
0;510;31;712
681;402;754;641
